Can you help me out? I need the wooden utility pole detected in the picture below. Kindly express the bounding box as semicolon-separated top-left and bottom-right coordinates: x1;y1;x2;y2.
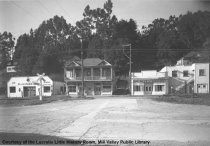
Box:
80;39;84;97
122;44;132;95
37;73;45;100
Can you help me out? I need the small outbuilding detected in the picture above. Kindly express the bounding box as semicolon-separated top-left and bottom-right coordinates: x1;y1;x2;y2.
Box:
7;76;53;98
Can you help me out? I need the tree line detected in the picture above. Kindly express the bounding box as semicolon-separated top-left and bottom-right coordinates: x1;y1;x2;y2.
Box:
1;0;210;76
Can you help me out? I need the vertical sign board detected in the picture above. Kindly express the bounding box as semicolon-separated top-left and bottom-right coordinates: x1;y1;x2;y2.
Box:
37;73;46;100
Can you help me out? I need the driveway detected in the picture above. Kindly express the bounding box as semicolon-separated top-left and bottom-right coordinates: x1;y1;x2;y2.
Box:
1;96;210;145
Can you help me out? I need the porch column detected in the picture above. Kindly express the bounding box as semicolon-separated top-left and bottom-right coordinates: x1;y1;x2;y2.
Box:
66;82;69;95
100;68;102;78
91;68;93;80
73;68;75;78
110;67;112;80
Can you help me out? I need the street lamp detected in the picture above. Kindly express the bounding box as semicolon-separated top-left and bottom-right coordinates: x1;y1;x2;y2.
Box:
122;44;132;95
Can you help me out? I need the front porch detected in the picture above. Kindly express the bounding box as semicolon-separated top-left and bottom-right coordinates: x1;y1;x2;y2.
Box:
66;81;112;96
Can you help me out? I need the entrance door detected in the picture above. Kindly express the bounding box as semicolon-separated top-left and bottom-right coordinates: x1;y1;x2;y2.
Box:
94;83;101;95
144;84;153;95
24;86;36;97
197;84;208;93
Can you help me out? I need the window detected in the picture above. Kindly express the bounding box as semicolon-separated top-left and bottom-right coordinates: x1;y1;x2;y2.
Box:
102;68;111;77
183;70;189;77
44;86;51;93
93;68;100;76
10;87;16;93
85;68;91;76
103;82;111;92
68;85;76;92
75;68;81;77
103;85;111;92
172;71;178;77
66;69;73;78
134;85;141;91
199;69;206;76
155;85;164;92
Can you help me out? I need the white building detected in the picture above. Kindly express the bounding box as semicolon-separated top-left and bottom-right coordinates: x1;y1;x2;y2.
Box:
7;76;53;98
131;70;169;95
194;63;209;93
132;53;209;95
160;61;209;94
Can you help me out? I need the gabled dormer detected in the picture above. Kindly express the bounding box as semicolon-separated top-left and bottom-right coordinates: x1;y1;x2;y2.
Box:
65;61;80;67
98;60;112;66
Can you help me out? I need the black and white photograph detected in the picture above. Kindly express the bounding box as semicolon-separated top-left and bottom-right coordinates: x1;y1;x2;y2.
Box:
0;0;210;145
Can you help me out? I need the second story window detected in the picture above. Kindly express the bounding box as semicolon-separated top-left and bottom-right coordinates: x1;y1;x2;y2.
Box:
75;68;81;77
183;70;189;77
172;71;178;77
102;68;111;77
93;68;100;77
199;69;206;76
84;68;91;76
66;69;73;79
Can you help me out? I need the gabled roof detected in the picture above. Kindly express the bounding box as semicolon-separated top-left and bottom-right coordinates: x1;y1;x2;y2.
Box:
8;76;53;84
65;58;112;67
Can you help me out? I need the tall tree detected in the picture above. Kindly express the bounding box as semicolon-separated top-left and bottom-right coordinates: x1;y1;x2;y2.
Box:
0;32;15;69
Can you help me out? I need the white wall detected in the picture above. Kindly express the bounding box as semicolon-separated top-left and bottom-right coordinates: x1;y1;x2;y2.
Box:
7;76;53;98
194;63;209;93
132;70;166;79
162;65;194;81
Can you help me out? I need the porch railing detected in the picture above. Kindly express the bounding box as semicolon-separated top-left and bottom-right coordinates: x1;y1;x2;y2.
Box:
68;76;112;81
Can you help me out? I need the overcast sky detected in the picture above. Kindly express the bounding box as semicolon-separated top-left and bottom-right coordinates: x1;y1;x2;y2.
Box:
0;0;210;39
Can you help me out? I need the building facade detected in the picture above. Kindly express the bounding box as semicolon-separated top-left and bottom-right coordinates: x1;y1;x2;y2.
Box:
160;60;209;94
132;55;209;95
194;63;209;93
131;70;169;95
64;58;113;96
7;76;53;98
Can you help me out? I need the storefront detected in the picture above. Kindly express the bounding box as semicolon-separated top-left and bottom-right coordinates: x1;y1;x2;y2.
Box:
66;81;112;96
7;76;53;98
132;78;169;95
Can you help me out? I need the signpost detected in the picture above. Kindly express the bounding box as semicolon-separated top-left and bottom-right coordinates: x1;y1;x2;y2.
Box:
37;73;46;100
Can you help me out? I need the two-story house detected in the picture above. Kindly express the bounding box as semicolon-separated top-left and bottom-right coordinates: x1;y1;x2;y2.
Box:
64;58;113;96
159;52;209;94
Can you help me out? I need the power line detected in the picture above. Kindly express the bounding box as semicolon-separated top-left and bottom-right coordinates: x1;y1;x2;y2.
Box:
55;0;71;18
58;48;210;53
37;0;53;16
9;1;40;22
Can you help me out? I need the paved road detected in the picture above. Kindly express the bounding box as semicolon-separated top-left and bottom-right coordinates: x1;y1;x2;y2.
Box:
1;97;210;145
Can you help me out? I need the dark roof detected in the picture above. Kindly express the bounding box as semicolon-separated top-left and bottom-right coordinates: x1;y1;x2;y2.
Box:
76;58;103;66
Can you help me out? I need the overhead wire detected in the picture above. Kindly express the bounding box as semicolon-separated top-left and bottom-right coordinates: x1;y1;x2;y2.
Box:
9;1;40;22
37;0;53;16
55;0;71;19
